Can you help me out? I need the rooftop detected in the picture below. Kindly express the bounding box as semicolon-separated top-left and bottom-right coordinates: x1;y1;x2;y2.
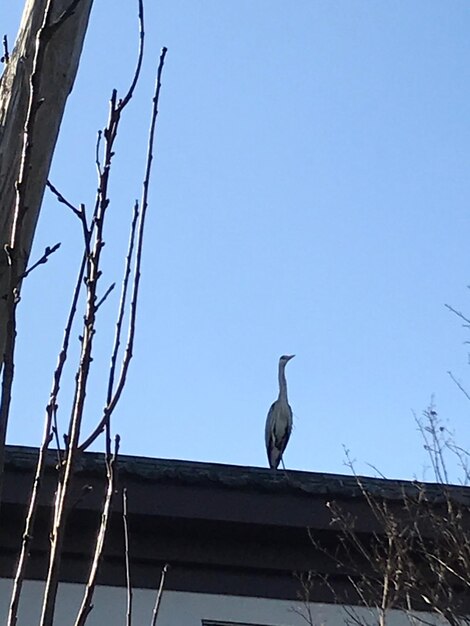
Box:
4;444;468;502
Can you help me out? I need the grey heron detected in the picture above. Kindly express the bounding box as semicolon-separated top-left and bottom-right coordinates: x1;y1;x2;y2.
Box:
265;354;295;469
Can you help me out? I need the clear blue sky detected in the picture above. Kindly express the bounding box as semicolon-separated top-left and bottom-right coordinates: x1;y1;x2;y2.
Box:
3;1;470;480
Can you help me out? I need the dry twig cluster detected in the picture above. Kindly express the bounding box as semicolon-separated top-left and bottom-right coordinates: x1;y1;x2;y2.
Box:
297;408;470;626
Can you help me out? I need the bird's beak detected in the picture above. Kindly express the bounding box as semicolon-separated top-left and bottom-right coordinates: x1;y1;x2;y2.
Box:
286;354;295;361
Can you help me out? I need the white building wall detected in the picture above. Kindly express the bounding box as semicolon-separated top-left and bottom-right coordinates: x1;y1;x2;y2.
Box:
0;580;443;626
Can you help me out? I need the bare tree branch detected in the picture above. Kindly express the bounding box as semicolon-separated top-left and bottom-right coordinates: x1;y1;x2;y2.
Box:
39;10;157;622
40;85;120;623
7;249;87;626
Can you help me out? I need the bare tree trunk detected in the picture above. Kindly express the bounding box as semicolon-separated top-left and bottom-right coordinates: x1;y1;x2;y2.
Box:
0;0;93;490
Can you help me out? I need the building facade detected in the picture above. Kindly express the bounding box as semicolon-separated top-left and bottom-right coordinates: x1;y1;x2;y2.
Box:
0;446;466;625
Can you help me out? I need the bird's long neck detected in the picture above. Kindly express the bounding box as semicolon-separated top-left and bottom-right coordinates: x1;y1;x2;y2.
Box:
278;362;288;401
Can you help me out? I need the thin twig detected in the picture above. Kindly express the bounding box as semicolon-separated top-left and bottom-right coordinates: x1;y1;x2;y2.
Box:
80;47;167;451
108;201;138;403
20;242;61;280
365;463;387;480
74;437;120;626
111;45;168;406
414;404;450;484
96;282;116;311
46;180;90;253
151;564;169;626
448;370;470;403
119;0;145;110
46;180;82;217
95;130;102;178
80;201;139;450
123;488;133;626
445;303;470;326
78;204;91;257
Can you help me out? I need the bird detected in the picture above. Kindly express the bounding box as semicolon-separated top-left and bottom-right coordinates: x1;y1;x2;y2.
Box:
265;354;295;469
